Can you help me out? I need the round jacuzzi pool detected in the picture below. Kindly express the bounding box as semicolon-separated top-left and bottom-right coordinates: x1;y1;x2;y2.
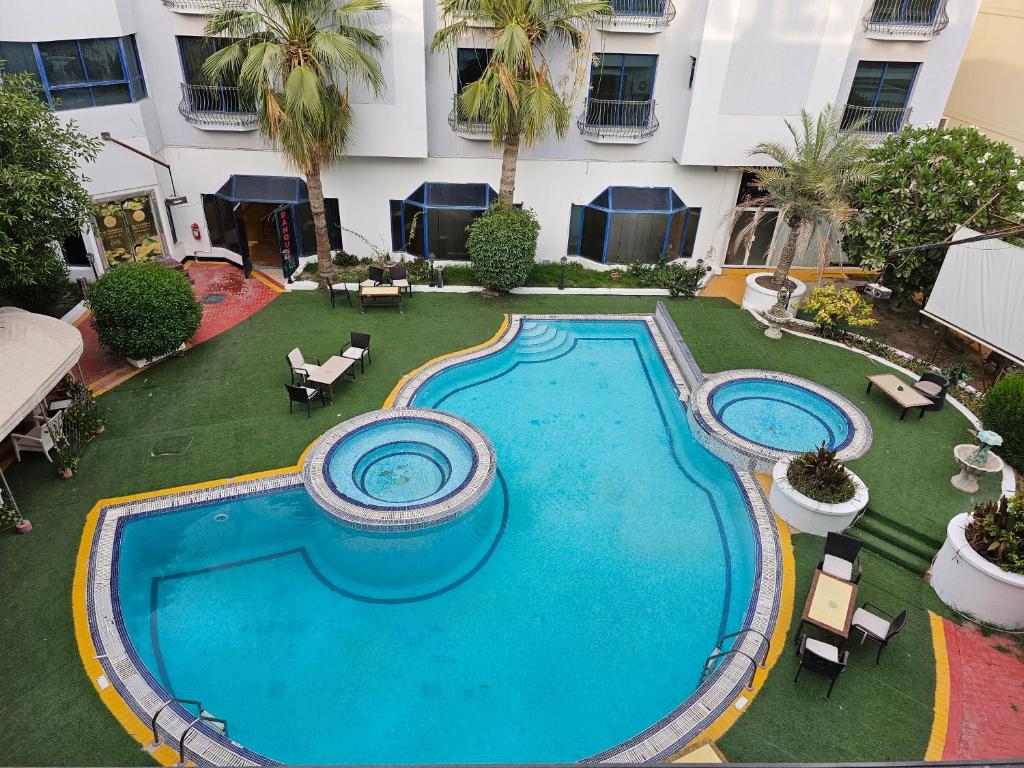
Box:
302;408;496;529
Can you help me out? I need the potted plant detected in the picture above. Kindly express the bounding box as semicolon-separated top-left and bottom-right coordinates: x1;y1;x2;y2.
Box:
932;492;1024;629
1;497;29;534
769;444;869;536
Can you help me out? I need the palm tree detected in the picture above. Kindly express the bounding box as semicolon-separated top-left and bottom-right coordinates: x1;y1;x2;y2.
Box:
204;0;386;285
433;0;612;206
741;105;873;289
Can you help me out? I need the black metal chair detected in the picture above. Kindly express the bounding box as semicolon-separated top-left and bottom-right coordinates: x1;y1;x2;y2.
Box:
360;265;385;288
913;372;949;411
389;264;412;295
285;383;327;417
341;332;371;373
794;637;848;698
818;532;863;583
329;281;352;308
851;602;908;665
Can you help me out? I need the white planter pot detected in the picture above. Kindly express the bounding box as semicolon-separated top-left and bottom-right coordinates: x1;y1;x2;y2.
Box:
931;512;1024;630
125;343;187;369
769;458;868;536
741;272;807;312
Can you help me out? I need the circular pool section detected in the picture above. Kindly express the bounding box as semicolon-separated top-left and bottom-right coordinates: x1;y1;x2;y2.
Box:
303;408;496;530
711;378;852;452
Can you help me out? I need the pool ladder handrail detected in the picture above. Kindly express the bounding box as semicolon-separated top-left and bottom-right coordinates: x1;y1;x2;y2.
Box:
150;697;229;766
700;628;772;691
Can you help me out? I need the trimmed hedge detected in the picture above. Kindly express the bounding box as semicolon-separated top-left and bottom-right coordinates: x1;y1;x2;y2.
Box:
467;205;540;292
981;373;1024;469
88;262;202;360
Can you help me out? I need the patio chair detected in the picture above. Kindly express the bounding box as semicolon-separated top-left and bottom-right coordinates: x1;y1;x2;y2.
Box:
341;332;371;373
913;372;949;412
10;411;64;462
329;281;352;308
286;348;321;384
818;532;863;583
285;384;327;418
389;264;412;295
851;602;908;665
360;265;386;288
794;637;848;698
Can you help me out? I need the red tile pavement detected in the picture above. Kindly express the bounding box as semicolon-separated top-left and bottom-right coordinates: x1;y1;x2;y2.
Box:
943;617;1024;761
77;262;281;393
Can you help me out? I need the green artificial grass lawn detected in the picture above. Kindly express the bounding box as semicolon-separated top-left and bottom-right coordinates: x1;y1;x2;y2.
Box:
0;293;997;765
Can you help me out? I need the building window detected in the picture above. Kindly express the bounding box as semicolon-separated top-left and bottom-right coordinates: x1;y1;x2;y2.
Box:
0;37;146;110
568;186;699;264
61;233;92;268
842;61;919;133
94;194;165;266
391;182;496;260
177;36;252;114
456;48;491;92
584;54;657;127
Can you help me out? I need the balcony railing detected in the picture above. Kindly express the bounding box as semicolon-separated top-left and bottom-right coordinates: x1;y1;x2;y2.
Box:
841;103;912;137
448;95;492;140
578;98;658;143
596;0;675;32
178;84;258;131
162;0;246;13
864;0;949;38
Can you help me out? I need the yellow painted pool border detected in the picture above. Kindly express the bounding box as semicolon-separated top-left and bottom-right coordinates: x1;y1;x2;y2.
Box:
73;312;792;763
925;611;951;761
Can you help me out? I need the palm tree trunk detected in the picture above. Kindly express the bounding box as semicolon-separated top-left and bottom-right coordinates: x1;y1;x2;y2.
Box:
498;133;520;206
771;216;803;288
306;159;334;289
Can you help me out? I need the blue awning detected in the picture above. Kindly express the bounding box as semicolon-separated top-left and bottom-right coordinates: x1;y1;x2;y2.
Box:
214;175;309;204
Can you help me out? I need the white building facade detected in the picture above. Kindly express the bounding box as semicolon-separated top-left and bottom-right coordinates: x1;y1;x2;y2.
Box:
1;0;980;282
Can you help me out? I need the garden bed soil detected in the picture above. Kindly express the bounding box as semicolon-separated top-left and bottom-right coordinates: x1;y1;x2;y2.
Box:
753;274;800;292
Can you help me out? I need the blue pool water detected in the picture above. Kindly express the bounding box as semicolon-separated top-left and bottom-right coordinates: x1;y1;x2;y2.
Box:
710;378;851;453
326;419;473;507
116;319;758;764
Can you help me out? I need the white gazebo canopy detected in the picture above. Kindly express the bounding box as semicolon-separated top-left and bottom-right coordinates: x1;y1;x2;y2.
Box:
922;227;1024;368
0;306;84;440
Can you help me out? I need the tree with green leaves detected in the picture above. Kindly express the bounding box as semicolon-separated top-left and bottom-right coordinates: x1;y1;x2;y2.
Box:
740;105;873;289
432;0;611;206
204;0;386;286
0;72;101;310
844;125;1024;300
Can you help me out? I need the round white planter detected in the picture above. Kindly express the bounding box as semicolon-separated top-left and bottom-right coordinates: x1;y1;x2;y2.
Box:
931;512;1024;630
741;272;807;312
769;458;868;536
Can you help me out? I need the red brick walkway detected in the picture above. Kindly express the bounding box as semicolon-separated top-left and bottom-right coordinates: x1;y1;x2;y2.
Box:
77;262;281;394
943;618;1024;760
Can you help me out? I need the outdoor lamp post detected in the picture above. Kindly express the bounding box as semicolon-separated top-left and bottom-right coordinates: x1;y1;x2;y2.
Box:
559;257;567;290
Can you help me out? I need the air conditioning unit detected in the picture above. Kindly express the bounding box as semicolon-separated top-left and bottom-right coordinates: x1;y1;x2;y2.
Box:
863;283;892;300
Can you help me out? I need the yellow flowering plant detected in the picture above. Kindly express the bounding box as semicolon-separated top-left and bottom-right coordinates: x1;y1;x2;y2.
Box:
801;284;876;338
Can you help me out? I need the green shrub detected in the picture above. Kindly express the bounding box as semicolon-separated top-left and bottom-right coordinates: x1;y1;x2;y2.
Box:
624;256;706;297
0;249;71;313
466;205;540;292
88;263;202;360
966;492;1024;575
801;284;877;338
981;373;1024;469
787;443;857;504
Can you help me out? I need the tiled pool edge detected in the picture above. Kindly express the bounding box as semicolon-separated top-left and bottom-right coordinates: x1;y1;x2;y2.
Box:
390;309;786;763
77;310;789;766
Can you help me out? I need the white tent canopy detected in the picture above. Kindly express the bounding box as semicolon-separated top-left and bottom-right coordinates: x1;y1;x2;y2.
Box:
0;306;84;440
922;227;1024;367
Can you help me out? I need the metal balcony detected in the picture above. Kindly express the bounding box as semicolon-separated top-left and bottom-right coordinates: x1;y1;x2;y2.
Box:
596;0;675;33
162;0;246;13
841;104;912;139
178;84;258;131
577;98;658;144
863;0;949;39
447;95;492;141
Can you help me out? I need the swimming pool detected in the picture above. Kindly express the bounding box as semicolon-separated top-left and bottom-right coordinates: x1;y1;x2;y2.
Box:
86;315;781;765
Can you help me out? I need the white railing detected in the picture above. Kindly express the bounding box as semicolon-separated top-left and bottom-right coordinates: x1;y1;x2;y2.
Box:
447;94;492;138
577;98;659;142
864;0;949;37
178;84;258;130
598;0;675;30
162;0;246;12
841;103;912;136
